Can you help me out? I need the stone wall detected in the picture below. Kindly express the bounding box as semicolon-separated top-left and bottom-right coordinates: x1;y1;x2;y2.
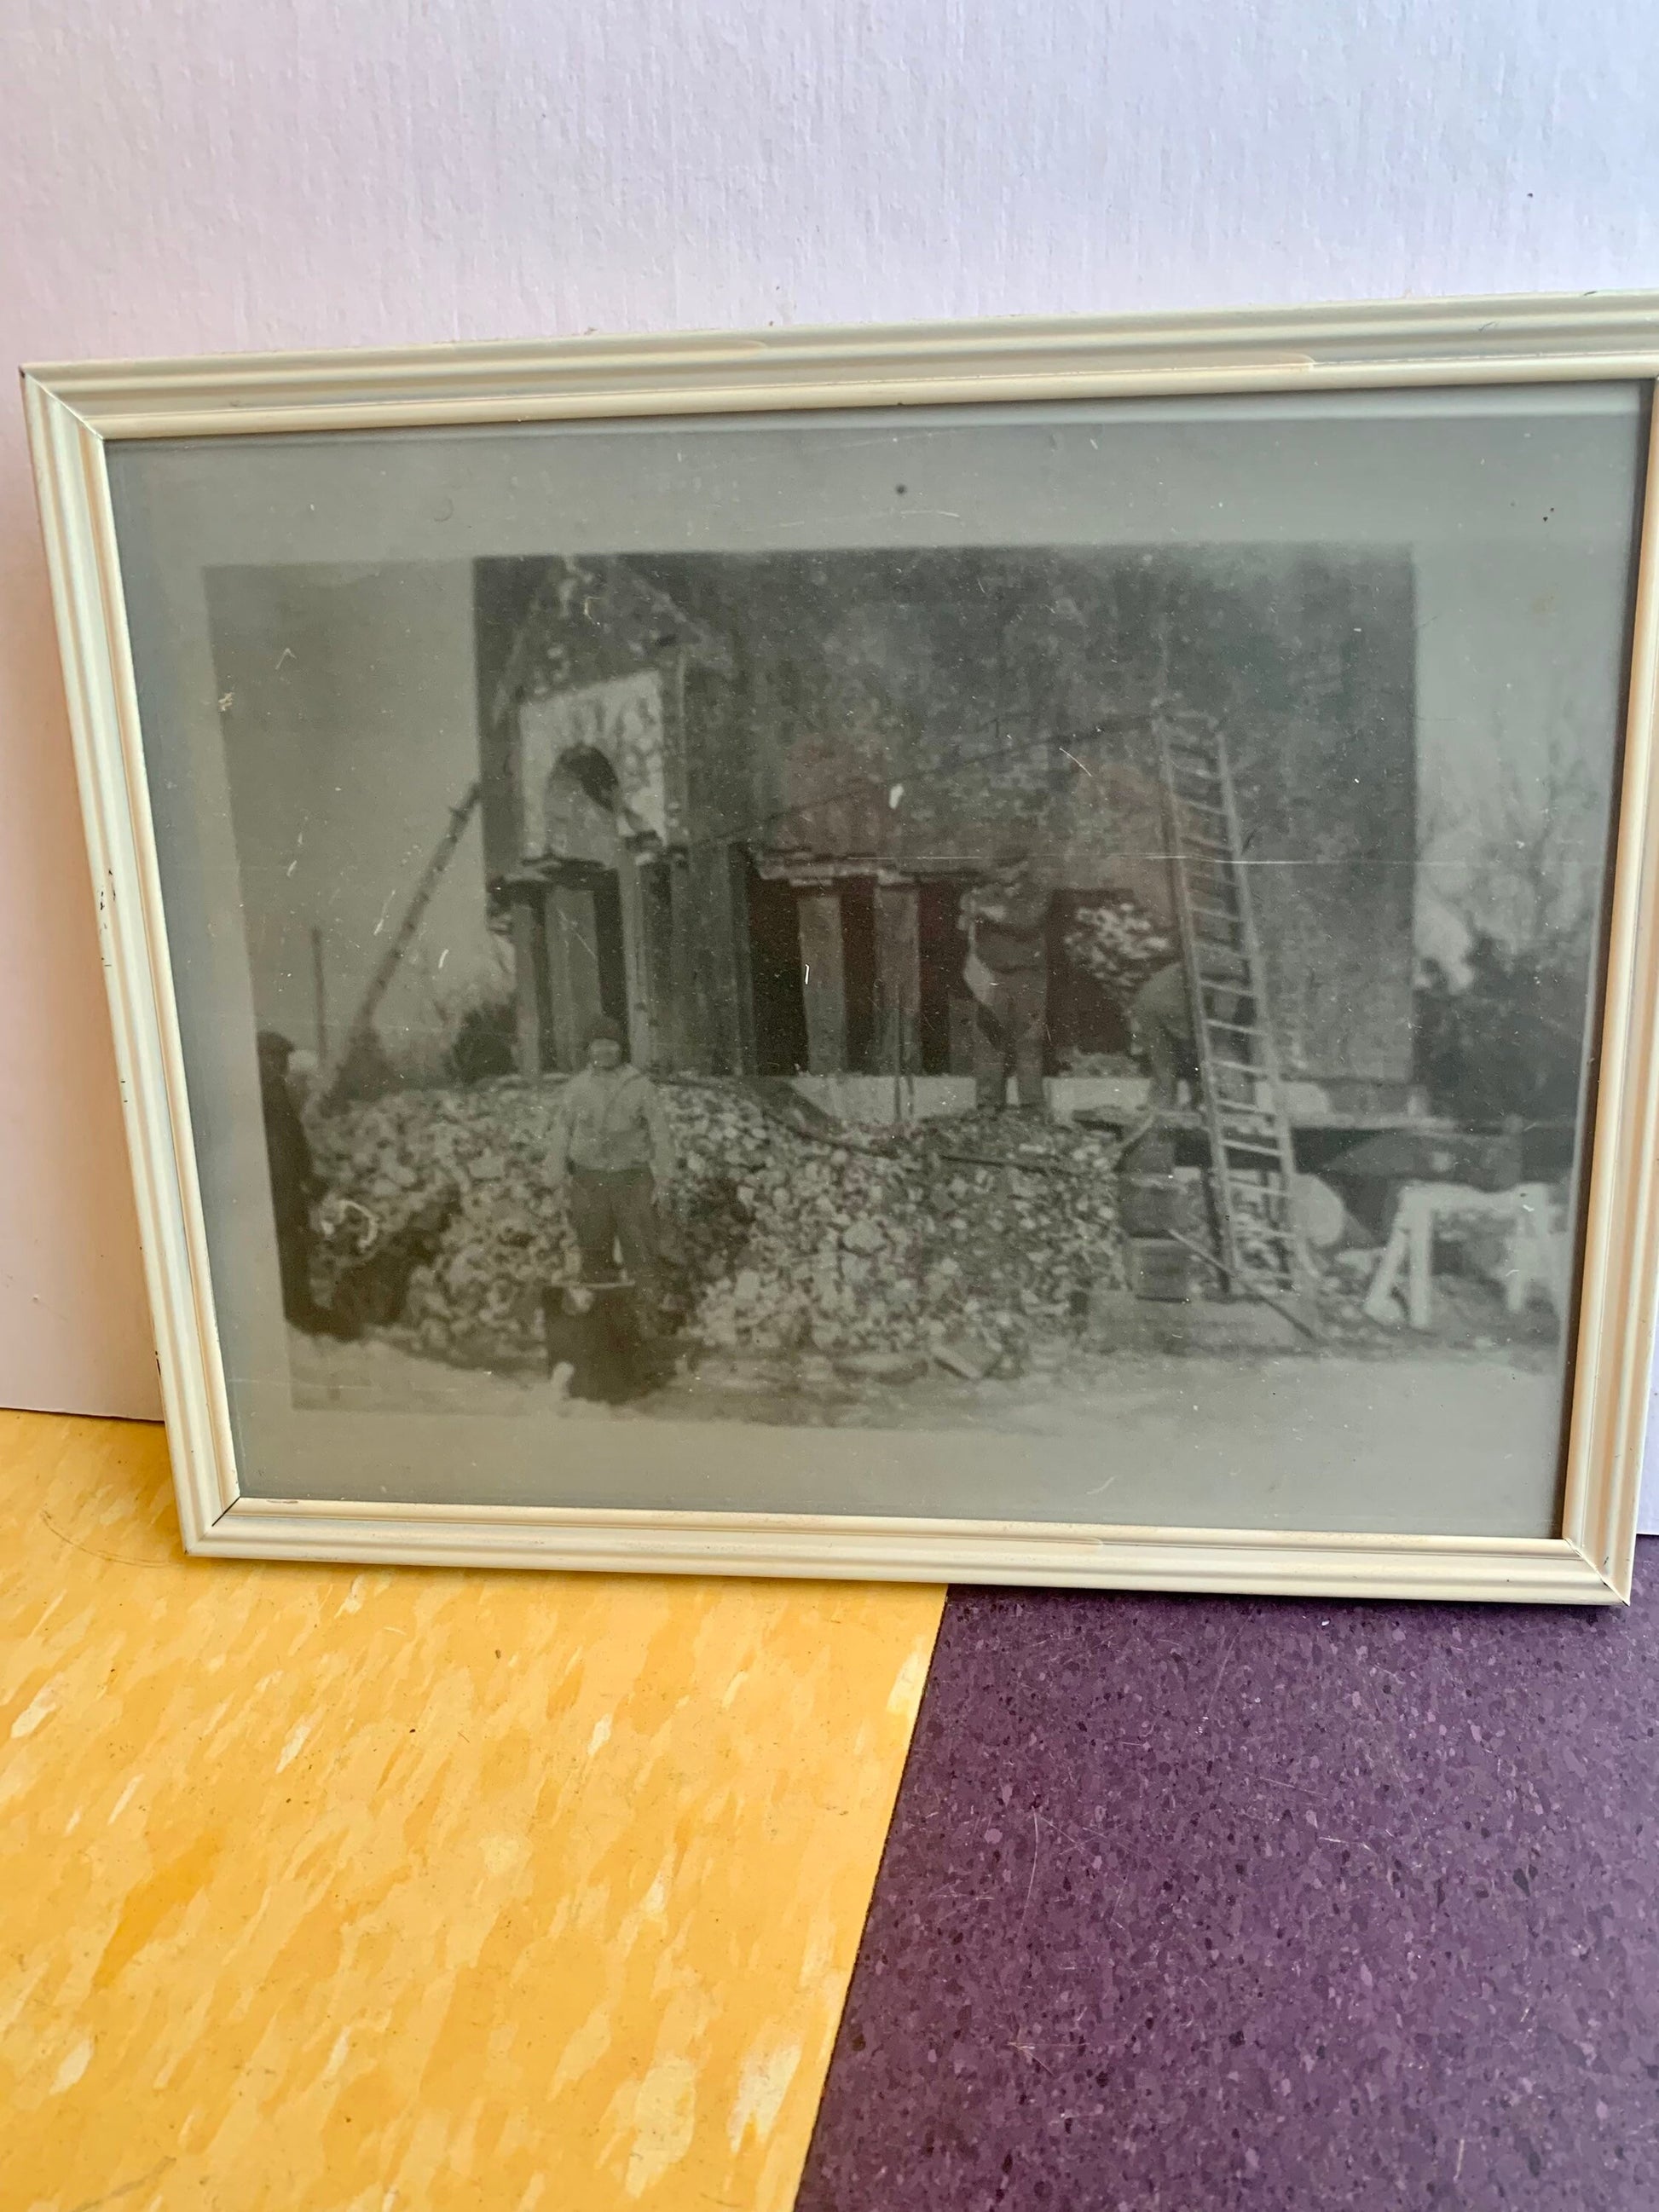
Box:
480;546;1417;1087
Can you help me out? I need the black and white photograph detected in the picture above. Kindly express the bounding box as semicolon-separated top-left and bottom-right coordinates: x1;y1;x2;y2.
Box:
107;382;1643;1533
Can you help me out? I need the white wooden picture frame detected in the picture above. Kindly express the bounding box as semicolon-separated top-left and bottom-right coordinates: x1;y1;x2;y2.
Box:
24;292;1659;1602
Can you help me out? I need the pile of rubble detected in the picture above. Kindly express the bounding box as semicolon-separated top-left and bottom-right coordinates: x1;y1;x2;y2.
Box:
308;1076;1130;1374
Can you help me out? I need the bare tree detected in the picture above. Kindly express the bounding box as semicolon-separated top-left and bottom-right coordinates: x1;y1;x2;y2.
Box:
1419;702;1610;972
1415;709;1613;1122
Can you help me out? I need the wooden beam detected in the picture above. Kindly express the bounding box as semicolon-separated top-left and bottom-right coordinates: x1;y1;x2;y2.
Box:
545;880;604;1071
668;849;702;1070
638;858;676;1071
685;843;747;1075
727;845;760;1076
616;853;658;1071
797;890;847;1074
874;882;922;1078
510;894;545;1076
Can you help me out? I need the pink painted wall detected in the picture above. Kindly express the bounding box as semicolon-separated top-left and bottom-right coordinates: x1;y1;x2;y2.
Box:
3;0;1658;1517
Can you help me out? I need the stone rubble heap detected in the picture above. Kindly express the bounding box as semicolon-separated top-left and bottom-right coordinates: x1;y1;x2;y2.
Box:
309;1076;1130;1374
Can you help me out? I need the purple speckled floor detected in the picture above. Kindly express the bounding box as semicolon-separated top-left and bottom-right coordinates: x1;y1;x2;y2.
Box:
798;1542;1659;2212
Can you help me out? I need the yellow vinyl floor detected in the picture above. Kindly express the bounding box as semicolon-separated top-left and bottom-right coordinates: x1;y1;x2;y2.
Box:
0;1412;943;2212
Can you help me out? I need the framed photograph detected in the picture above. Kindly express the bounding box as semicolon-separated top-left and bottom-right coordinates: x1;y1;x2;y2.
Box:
26;294;1659;1600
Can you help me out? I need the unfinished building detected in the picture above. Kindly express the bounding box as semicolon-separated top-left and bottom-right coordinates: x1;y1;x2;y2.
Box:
474;546;1417;1121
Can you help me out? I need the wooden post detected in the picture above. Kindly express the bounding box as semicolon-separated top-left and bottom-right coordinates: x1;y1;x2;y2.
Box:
797;890;847;1073
1406;1187;1433;1331
668;848;701;1070
510;894;545;1076
310;925;327;1063
616;852;656;1071
639;858;676;1071
874;882;922;1081
677;843;747;1073
727;844;760;1076
545;878;604;1071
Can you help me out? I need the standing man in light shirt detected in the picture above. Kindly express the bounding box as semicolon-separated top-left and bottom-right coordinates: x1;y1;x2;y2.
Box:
547;1014;676;1323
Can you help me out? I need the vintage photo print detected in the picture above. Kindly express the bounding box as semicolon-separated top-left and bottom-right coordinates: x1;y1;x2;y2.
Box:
108;384;1645;1534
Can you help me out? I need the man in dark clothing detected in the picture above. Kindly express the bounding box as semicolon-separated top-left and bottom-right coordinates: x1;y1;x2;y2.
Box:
1129;960;1256;1118
962;856;1052;1112
1129;961;1199;1111
257;1029;329;1331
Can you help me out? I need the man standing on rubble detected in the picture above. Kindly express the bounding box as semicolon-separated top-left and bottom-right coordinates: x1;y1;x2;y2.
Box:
962;848;1053;1113
548;1014;676;1323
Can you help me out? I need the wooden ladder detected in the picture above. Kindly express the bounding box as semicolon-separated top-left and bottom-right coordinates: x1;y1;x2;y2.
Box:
1155;712;1309;1303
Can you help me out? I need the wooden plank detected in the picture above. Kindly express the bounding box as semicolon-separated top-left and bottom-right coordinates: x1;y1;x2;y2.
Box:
668;848;702;1069
727;844;760;1076
685;843;747;1075
797;890;848;1073
545;878;603;1071
637;857;676;1071
616;852;656;1071
874;882;922;1077
510;892;545;1076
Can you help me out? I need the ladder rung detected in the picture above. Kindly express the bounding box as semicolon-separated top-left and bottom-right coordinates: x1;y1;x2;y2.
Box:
1209;1055;1266;1075
1204;1019;1264;1035
1220;1141;1284;1161
1190;904;1242;929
